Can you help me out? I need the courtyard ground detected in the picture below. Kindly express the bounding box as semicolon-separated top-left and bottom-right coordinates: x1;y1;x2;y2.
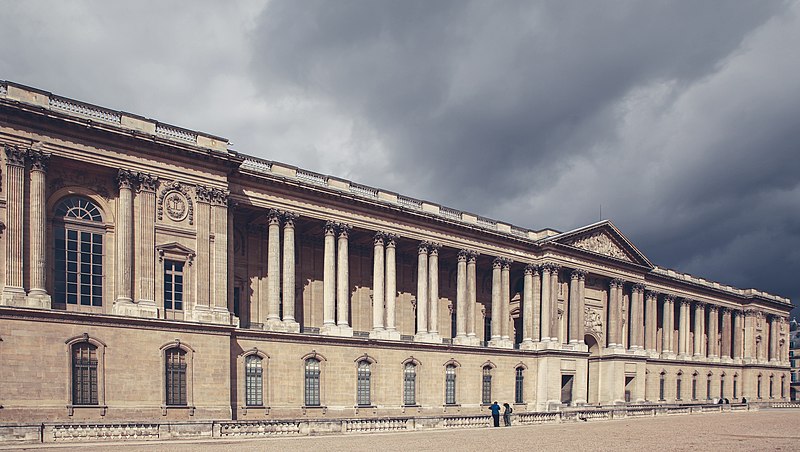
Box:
2;409;798;452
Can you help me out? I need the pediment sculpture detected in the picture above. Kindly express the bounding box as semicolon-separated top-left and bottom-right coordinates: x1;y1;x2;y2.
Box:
567;232;632;262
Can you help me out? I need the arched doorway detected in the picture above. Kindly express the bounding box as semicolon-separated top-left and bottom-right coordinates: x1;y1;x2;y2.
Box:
585;334;600;405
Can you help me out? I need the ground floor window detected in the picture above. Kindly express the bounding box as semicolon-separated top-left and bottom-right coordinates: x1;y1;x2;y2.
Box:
404;363;417;406
165;348;187;406
305;358;320;406
445;364;457;405
515;367;524;404
72;342;98;405
482;366;492;404
357;360;371;406
245;355;263;407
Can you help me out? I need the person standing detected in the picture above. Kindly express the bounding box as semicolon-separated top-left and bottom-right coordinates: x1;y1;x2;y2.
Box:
503;402;513;426
489;401;501;427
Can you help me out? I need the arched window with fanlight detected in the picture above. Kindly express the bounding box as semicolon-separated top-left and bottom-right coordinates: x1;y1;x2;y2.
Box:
53;196;104;307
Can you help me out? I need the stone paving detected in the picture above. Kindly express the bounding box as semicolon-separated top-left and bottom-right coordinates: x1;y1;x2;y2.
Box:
2;410;798;452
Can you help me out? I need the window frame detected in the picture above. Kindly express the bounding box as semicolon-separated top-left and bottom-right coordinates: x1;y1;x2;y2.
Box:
159;340;195;414
64;334;106;415
515;366;525;404
482;365;493;405
444;361;459;406
403;362;418;406
238;348;269;413
305;358;322;407
356;358;374;407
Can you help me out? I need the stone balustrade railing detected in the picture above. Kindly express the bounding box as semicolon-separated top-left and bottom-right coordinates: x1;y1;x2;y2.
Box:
1;402;789;445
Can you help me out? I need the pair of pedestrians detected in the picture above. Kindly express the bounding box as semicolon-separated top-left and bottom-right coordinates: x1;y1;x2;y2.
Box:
489;401;512;427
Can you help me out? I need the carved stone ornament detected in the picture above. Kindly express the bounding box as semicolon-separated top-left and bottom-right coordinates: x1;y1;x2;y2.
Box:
567;232;632;262
585;306;604;338
157;181;194;225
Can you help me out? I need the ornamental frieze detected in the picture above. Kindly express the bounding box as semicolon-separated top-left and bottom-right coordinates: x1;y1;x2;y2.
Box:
567;232;632;262
157;181;194;225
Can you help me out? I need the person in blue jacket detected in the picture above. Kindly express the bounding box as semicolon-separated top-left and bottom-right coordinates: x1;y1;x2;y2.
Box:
489;401;501;427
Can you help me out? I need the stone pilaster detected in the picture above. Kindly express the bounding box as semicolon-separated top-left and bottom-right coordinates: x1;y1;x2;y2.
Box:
266;209;282;328
135;173;158;311
769;315;778;363
693;302;706;358
608;279;622;348
732;309;743;360
209;189;231;324
550;265;561;343
384;234;399;338
540;264;552;342
281;212;299;332
707;305;719;359
336;224;352;334
500;259;511;342
568;269;581;344
414;241;429;340
644;290;659;354
661;294;675;355
519;265;535;349
2;145;26;306
427;243;441;342
678;299;690;357
26;147;51;308
720;307;732;360
533;266;542;342
488;257;503;346
466;251;478;343
628;283;644;350
453;249;468;343
577;270;586;347
227;200;237;324
322;221;337;328
370;233;385;336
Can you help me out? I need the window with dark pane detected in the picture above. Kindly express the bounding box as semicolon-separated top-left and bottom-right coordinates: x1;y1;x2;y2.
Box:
482;366;492;404
72;342;98;405
54;196;103;306
165;348;187;406
305;358;320;406
164;260;184;310
403;363;416;406
445;364;457;405
515;367;524;404
356;360;371;406
245;355;263;407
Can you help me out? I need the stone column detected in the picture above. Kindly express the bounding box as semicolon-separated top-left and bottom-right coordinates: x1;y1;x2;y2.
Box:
115;169;137;306
693;302;705;357
743;310;755;361
227;200;236;319
371;233;385;335
540;264;552;342
578;270;586;346
721;308;732;360
608;279;621;347
266;209;282;327
769;315;778;362
282;212;298;331
210;189;230;323
662;294;674;354
336;224;351;330
454;250;468;343
568;270;581;344
385;234;399;337
27;148;50;307
732;310;743;360
489;257;502;345
414;242;429;339
501;259;511;342
629;284;643;350
322;221;337;328
428;244;440;340
644;291;658;353
520;264;535;348
194;186;212;315
708;305;719;358
532;265;542;341
466;251;478;342
2;145;26;305
135;173;158;311
678;299;690;357
550;265;561;343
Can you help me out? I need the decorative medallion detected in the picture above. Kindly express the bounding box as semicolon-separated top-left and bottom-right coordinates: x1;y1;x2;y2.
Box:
164;191;189;222
567;232;632;262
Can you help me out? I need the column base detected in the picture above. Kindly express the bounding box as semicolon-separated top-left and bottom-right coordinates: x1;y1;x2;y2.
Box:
5;292;52;309
320;324;353;337
264;318;300;333
519;340;537;350
1;287;27;307
413;332;442;344
452;335;480;346
283;320;300;333
488;338;514;349
112;298;159;319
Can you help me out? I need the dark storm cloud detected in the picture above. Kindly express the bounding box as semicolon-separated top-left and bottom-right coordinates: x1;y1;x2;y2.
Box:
249;0;800;312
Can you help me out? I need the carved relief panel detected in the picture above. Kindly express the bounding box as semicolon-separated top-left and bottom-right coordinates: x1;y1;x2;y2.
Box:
567;232;632;262
157;181;194;227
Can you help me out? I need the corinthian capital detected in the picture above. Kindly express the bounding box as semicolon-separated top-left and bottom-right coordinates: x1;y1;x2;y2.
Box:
194;184;212;203
27;146;51;172
116;169;139;190
209;188;229;206
4;144;26;167
137;172;158;192
267;208;282;225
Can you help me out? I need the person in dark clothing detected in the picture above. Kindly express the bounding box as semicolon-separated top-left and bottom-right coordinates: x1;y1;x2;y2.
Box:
489;401;501;427
503;402;513;426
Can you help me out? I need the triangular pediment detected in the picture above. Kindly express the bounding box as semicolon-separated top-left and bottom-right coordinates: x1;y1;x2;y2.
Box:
156;242;196;255
541;221;653;268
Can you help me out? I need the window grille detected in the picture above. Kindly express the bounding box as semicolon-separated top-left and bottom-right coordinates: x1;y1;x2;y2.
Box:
445;365;457;405
164;260;184;310
305;358;321;406
165;348;187;406
357;360;371;406
72;343;98;405
54;197;103;307
482;366;492;404
245;355;263;406
515;367;524;404
403;363;416;406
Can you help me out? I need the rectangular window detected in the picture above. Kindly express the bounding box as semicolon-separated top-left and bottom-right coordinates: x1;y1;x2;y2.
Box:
707;379;712;400
482;368;492;404
245;356;263;407
692;378;697;400
445;366;457;405
305;360;321;407
357;362;371;406
165;349;187;406
164;260;184;311
515;368;524;404
659;376;665;401
733;378;738;399
55;228;103;306
676;378;682;400
72;344;98;405
404;364;417;406
561;375;574;405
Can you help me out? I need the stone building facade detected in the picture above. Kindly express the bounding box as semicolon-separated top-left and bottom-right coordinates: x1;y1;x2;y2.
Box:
0;81;792;425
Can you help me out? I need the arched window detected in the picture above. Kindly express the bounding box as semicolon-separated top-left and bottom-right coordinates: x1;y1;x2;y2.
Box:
733;374;739;399
54;196;104;307
357;360;371;407
781;375;785;398
482;366;493;404
71;342;98;405
305;358;321;406
445;364;457;405
676;372;682;400
720;374;726;399
245;355;263;407
515;367;525;404
691;373;698;400
757;374;763;399
659;372;666;401
165;348;187;406
403;363;417;406
706;374;712;401
769;375;774;399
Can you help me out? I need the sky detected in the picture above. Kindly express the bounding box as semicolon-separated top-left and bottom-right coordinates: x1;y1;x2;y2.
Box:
1;0;798;316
